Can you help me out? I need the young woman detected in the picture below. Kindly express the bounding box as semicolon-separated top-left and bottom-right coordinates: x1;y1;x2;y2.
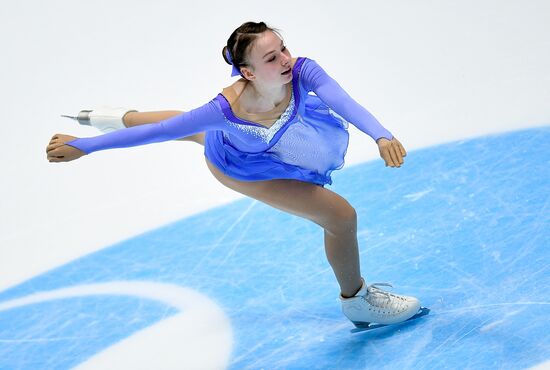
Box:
46;21;422;329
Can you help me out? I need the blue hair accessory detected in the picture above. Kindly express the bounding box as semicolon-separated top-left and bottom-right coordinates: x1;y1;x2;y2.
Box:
225;48;242;77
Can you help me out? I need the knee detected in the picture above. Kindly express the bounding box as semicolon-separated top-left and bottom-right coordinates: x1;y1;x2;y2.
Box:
324;204;358;235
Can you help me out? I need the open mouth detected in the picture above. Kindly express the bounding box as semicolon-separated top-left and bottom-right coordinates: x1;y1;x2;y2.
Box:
281;69;291;75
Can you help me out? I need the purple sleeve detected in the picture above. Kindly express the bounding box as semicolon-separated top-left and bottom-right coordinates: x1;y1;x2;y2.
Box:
300;58;393;142
65;98;224;154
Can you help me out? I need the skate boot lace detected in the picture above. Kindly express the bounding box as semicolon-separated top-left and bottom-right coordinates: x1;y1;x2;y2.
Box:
363;282;408;314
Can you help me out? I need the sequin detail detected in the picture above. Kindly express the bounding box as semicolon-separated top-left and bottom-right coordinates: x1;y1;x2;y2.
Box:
224;88;296;143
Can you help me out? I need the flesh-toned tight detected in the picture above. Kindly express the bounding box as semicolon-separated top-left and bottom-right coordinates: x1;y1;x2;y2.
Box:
123;111;363;297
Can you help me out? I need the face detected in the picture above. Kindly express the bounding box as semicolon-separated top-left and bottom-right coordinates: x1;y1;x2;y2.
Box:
241;30;293;86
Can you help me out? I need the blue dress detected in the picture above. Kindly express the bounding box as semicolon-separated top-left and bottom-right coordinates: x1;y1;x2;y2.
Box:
66;57;393;187
206;57;353;186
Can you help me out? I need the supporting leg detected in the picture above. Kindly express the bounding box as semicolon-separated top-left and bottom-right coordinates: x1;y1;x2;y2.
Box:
204;158;363;297
324;227;362;298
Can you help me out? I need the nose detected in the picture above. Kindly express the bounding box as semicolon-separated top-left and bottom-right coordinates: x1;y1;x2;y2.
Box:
281;53;290;66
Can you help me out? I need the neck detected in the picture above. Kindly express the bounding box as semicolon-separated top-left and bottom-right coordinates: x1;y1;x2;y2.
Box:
248;80;289;108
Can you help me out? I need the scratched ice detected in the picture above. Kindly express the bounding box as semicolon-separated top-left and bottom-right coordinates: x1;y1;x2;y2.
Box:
0;127;548;369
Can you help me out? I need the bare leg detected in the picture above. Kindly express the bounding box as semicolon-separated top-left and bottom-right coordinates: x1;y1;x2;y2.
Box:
205;158;363;298
122;111;182;127
324;228;361;298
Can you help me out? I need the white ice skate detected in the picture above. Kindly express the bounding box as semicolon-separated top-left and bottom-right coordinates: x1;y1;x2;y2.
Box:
61;106;137;133
340;278;428;332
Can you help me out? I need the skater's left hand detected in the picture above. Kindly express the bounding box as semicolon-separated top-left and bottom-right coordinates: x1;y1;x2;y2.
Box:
377;137;406;167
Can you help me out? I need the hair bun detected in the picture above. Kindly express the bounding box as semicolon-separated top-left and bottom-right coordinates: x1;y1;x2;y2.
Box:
222;46;232;65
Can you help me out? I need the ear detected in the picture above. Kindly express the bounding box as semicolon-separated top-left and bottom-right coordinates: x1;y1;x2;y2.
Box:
241;66;256;81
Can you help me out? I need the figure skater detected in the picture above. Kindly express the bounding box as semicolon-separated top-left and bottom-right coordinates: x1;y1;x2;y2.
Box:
46;21;423;329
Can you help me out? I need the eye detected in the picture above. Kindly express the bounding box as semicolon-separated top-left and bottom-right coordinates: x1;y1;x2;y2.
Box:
267;46;287;62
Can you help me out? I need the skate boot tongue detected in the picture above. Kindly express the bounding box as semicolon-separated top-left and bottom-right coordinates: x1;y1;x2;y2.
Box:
367;282;393;292
366;282;393;298
365;282;408;311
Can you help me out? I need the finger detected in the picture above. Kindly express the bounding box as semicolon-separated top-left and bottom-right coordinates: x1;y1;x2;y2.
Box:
46;142;64;153
380;147;391;166
391;142;403;165
46;138;59;151
387;145;400;167
382;147;396;167
46;143;65;153
397;139;407;157
50;153;67;160
48;156;62;162
390;143;403;167
48;147;68;158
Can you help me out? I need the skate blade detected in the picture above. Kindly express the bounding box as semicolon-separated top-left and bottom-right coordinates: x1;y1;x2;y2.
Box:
60;111;92;126
350;307;430;333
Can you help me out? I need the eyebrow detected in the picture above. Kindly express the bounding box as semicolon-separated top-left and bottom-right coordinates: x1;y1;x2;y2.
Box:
263;40;284;58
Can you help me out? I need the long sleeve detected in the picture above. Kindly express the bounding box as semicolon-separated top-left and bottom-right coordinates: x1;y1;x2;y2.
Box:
65;98;225;154
300;58;393;142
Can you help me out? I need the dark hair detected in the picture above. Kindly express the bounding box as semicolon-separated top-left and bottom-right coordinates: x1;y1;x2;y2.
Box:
222;21;283;77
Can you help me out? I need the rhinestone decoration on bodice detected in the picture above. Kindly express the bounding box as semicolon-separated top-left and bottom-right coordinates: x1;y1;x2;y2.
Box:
224;88;296;143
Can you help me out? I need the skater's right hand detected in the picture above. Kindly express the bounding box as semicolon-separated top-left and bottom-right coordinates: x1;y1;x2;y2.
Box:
46;134;86;163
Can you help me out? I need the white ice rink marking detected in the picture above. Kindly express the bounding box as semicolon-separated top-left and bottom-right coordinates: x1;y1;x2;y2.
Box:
403;188;434;202
0;281;233;370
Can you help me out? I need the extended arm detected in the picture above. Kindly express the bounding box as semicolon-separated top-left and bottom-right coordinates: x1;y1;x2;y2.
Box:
300;58;393;142
123;110;199;142
61;98;224;155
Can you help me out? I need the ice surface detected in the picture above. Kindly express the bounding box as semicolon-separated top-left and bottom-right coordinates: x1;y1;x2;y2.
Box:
0;127;548;369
